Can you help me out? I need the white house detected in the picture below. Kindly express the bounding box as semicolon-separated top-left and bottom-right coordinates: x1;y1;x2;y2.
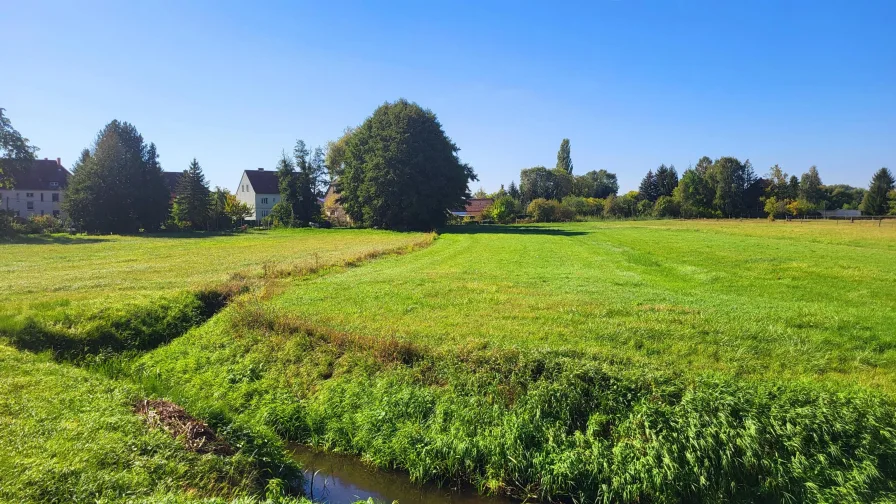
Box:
0;158;70;219
235;168;280;221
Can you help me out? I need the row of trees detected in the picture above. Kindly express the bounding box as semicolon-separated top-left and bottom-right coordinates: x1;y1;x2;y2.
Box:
64;121;251;233
268;141;328;227
497;140;894;222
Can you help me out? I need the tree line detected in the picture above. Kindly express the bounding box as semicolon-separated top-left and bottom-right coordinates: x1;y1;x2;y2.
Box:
484;139;895;223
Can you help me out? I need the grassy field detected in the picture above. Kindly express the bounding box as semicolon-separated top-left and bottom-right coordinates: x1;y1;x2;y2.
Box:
134;220;896;502
5;221;896;503
269;220;896;388
0;228;429;503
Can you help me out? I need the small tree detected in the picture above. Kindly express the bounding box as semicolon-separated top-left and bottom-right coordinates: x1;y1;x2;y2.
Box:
173;158;211;230
527;198;561;222
487;195;517;224
653;195;680;218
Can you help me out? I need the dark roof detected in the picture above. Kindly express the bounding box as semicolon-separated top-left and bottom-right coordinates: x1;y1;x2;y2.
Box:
162;171;183;193
451;198;493;216
9;159;70;190
244;169;279;194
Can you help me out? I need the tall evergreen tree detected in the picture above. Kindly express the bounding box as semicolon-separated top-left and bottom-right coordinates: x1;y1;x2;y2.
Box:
787;175;801;201
860;167;895;215
173;158;211;230
507;180;520;201
64;120;168;233
655;164;679;198
799;165;823;205
639;170;660;201
556;138;573;174
136;142;170;231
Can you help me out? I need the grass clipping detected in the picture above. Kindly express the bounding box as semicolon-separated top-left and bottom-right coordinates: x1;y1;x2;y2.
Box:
135;399;233;456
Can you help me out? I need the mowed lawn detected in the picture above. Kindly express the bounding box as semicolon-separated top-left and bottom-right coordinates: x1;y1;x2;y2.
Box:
272;220;896;389
0;228;427;323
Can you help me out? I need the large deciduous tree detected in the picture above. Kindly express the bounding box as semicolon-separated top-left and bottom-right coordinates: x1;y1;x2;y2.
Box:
556;138;573;174
64;120;169;233
338;99;476;230
0;108;39;189
860;168;895;216
574;169;619;199
799;165;823;206
173;158;211;230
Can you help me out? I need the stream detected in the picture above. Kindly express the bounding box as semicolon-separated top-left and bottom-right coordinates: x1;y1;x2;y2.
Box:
290;445;518;504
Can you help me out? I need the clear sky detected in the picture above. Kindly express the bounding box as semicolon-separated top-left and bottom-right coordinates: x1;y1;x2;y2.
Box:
2;0;894;193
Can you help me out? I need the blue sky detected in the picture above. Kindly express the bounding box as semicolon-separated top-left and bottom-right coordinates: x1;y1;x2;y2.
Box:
2;0;894;193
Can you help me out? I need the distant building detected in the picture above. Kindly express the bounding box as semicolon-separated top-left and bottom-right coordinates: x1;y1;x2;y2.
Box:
0;158;70;219
322;183;351;226
821;209;862;218
450;198;493;221
235;168;279;221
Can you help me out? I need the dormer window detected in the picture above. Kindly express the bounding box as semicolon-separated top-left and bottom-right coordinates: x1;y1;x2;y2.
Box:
49;181;59;188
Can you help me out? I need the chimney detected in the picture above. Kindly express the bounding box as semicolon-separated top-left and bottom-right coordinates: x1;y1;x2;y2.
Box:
57;158;61;167
257;168;264;171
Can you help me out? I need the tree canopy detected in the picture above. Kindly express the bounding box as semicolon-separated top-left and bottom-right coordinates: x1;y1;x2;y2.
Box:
173;158;211;230
338;99;476;230
0;108;39;189
64;120;169;233
556;138;573;174
861;168;895;216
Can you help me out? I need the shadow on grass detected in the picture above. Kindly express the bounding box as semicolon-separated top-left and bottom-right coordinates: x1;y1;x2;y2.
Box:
440;224;589;237
1;234;108;245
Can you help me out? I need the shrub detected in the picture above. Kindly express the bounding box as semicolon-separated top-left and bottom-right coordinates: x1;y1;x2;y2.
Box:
604;194;624;217
485;195;517;224
527;199;563;222
636;199;654;217
653;195;680;217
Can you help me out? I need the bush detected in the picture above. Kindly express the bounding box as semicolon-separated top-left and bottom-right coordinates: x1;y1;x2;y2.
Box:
636;199;654;217
527;199;563;222
604;195;624;217
653;195;680;218
484;196;517;224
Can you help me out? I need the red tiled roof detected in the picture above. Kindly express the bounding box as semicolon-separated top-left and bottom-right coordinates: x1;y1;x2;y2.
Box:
453;198;493;216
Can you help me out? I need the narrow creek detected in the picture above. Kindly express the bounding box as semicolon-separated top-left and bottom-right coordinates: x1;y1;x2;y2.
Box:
290;445;518;504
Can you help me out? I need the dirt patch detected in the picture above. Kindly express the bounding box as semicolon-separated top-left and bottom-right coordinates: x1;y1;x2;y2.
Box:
135;399;233;455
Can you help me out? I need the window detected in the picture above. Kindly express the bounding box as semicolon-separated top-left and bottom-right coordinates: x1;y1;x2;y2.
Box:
40;193;44;202
52;193;59;202
261;197;269;204
49;181;59;188
26;192;34;198
26;201;34;210
52;210;60;218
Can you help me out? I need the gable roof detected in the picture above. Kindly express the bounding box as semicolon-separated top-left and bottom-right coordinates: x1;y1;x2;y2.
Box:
244;169;279;194
162;171;182;194
8;159;70;190
450;198;493;216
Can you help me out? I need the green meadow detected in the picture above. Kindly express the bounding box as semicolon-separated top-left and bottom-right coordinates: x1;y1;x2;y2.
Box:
3;220;896;502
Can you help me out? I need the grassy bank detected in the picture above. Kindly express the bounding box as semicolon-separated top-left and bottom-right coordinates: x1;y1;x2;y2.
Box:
0;228;429;503
0;228;429;357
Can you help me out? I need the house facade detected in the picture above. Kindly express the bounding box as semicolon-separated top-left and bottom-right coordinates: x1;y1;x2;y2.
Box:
449;198;494;221
235;168;279;221
0;158;70;219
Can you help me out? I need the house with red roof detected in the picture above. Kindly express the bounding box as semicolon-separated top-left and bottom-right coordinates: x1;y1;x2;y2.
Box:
1;158;70;219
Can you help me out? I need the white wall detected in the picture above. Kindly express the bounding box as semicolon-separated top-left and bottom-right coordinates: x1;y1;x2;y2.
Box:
0;189;65;218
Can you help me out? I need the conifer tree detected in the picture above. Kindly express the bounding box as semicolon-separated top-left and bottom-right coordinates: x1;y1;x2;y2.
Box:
860;167;895;215
173;158;211;230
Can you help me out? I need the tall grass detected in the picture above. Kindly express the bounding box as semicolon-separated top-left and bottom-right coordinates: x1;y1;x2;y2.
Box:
136;302;896;502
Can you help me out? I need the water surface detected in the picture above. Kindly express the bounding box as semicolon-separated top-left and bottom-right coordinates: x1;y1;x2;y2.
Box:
291;444;516;504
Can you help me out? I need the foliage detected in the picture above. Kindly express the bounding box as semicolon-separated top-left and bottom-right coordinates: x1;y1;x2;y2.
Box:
0;108;39;189
526;198;564;222
519;166;573;203
821;184;865;210
786;198;816;217
506;180;520;201
324;127;354;179
639;170;659;202
338;99;476;230
653;195;679;217
572;169;619;199
655;164;679;198
861;168;895;216
173;159;211;230
555;138;573;174
209;188;251;230
799;165;824;205
484;195;517;224
674;157;757;218
63;121;169;233
603;194;624;217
